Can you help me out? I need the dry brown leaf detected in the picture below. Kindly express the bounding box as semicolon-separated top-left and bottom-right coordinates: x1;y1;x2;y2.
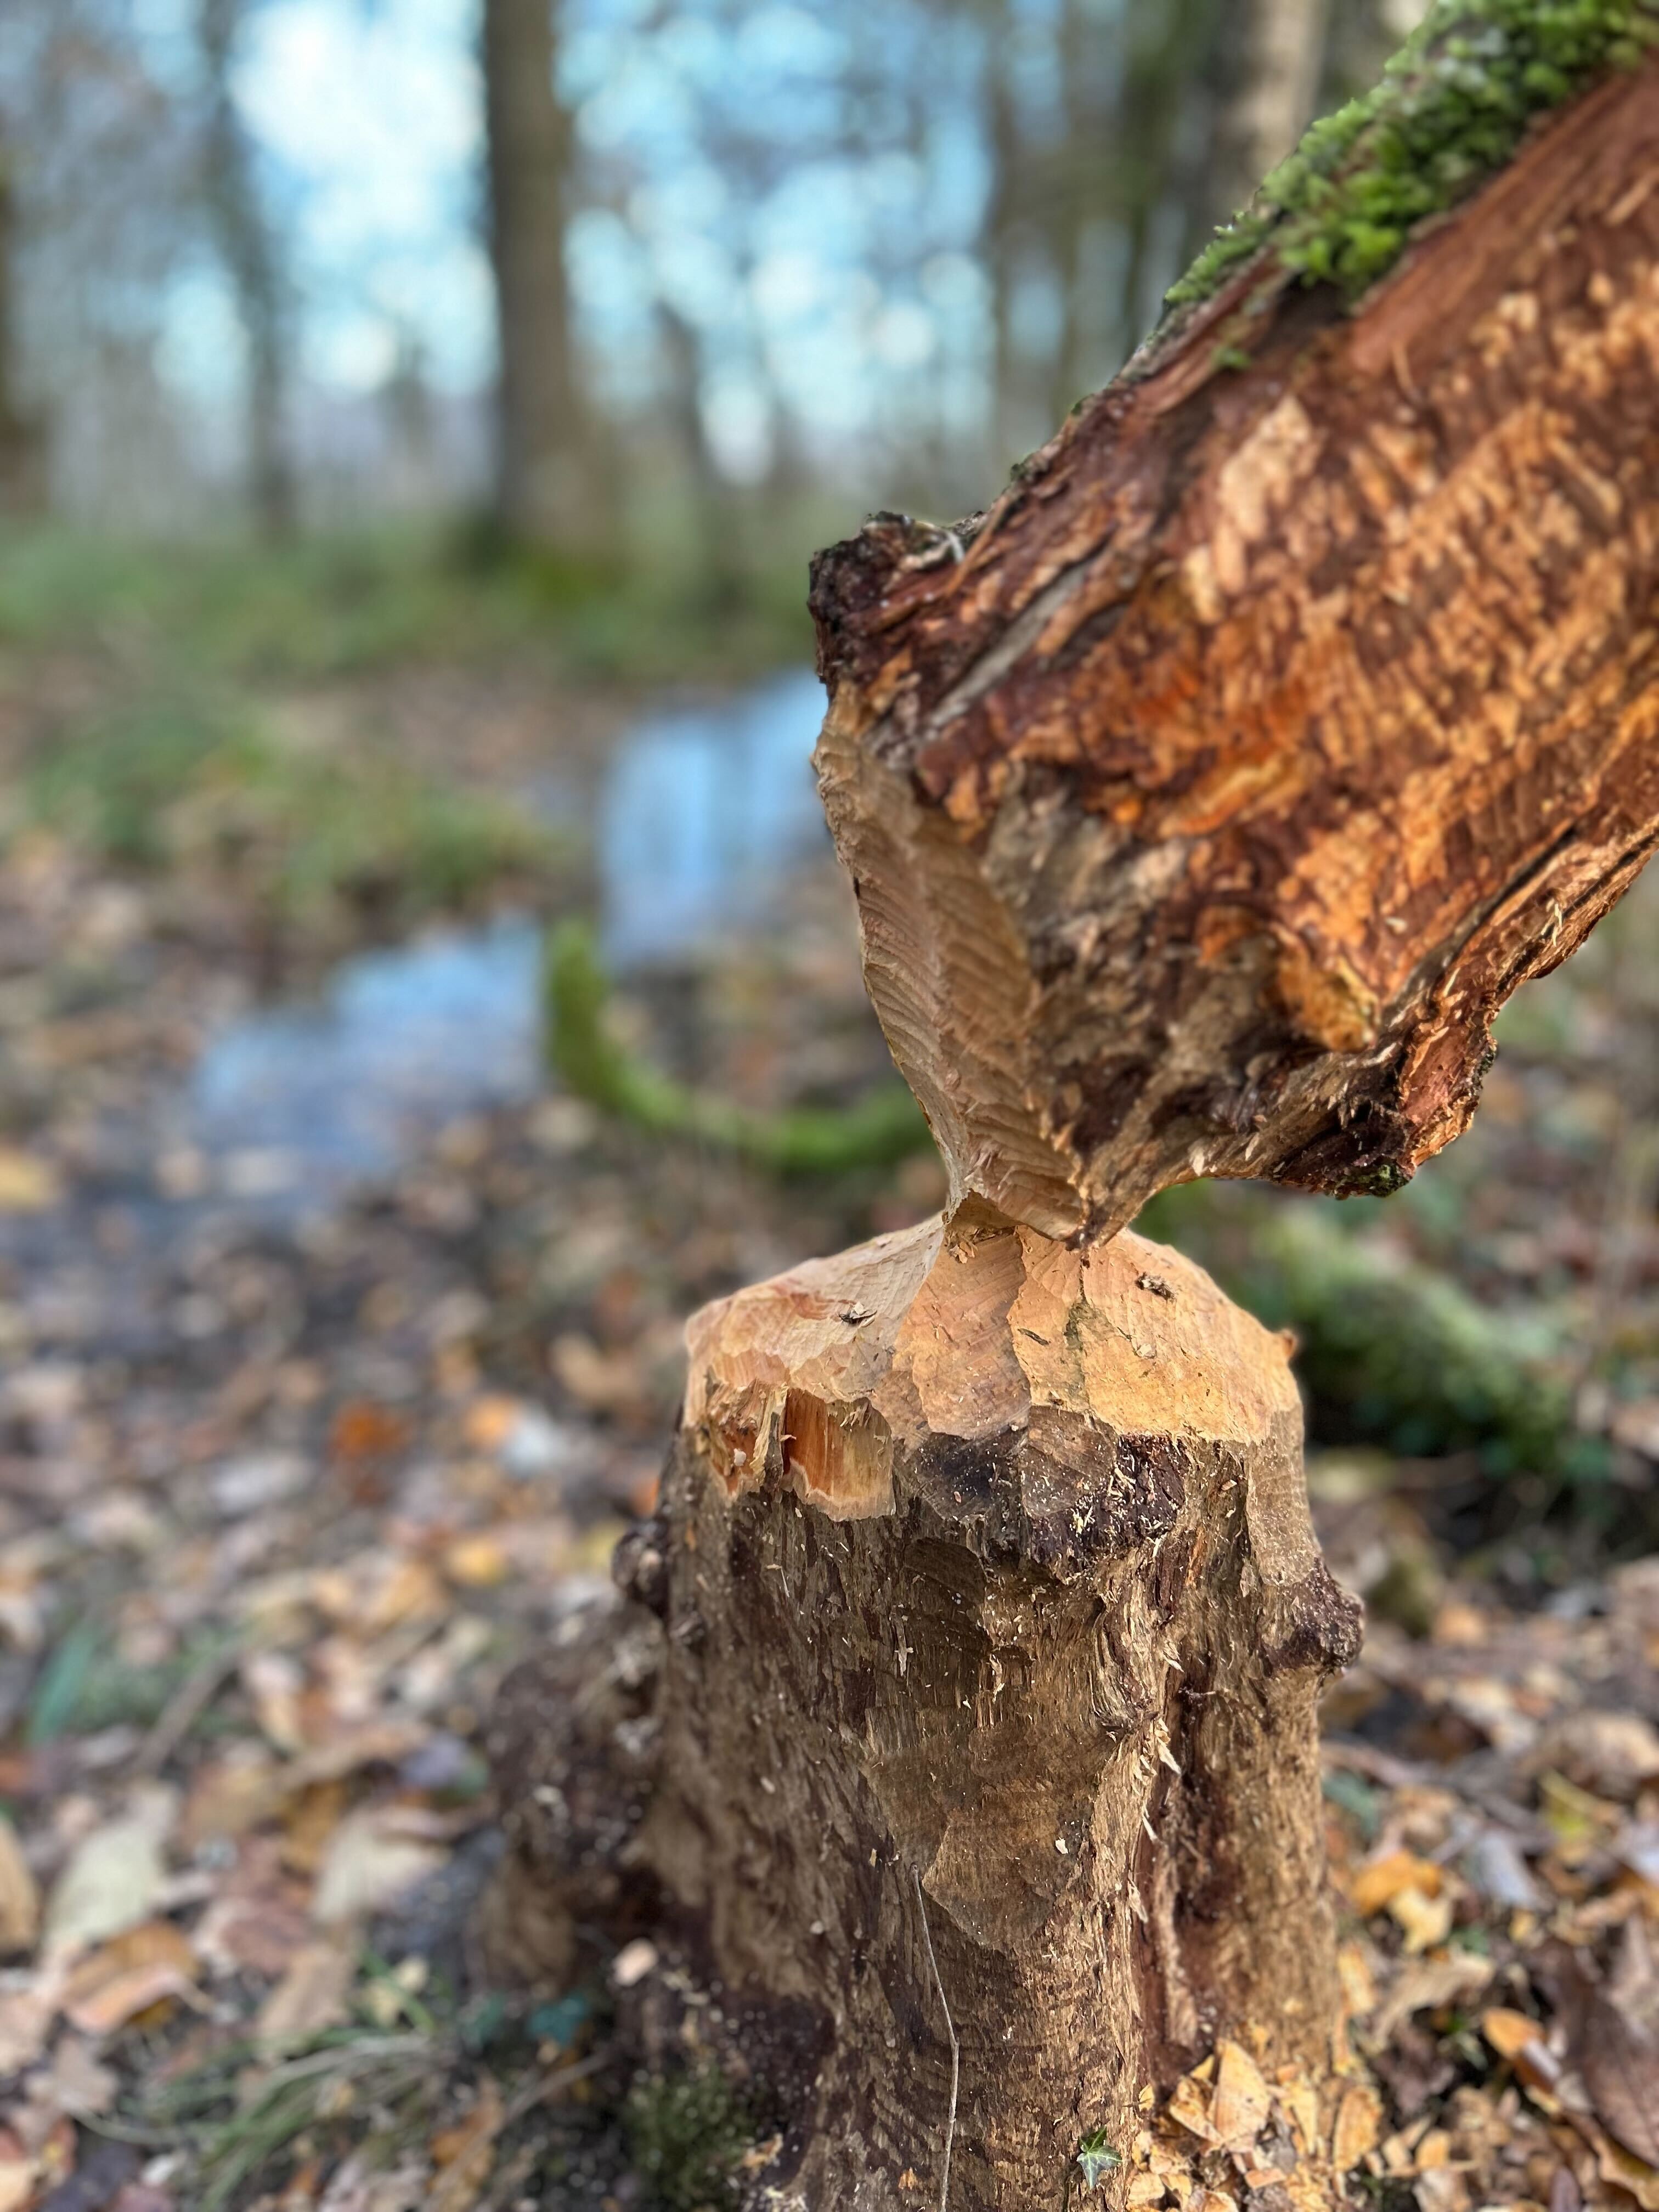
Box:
1368;1952;1493;2051
1276;2072;1322;2158
0;1818;38;1958
1390;1883;1455;1954
1483;2007;1546;2062
1165;2072;1218;2143
1587;2123;1659;2212
42;1785;176;1959
62;1918;201;2034
1331;2083;1384;2170
1209;2041;1272;2149
256;1940;355;2052
50;2034;118;2117
312;1807;447;1927
0;1987;53;2074
1575;1987;1659;2168
428;2080;503;2212
1351;1849;1443;1917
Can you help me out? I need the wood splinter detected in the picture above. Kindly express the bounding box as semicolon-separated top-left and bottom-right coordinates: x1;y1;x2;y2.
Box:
488;43;1659;2212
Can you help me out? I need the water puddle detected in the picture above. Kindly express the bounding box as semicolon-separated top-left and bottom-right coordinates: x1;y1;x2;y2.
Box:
183;667;830;1206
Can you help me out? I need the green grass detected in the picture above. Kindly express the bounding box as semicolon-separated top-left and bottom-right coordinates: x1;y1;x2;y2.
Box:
0;521;812;687
21;689;563;933
1166;0;1659;313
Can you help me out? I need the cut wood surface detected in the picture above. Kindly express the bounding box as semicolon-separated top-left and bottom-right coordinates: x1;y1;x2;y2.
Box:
811;58;1659;1239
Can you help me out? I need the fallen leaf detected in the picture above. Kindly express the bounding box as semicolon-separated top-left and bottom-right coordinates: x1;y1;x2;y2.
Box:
0;1986;54;2073
1209;2041;1272;2149
1577;1985;1659;2166
1351;1848;1443;1917
1481;2006;1545;2062
42;1786;176;1960
1537;1710;1659;1804
0;1815;39;1955
1368;1952;1493;2050
312;1808;447;1927
1390;1882;1455;1954
329;1402;411;1464
1331;2083;1383;2170
62;1919;200;2034
256;1940;356;2051
1588;2124;1659;2212
50;2035;117;2117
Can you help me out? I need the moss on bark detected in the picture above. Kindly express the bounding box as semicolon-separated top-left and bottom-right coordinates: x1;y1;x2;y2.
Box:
1166;0;1659;311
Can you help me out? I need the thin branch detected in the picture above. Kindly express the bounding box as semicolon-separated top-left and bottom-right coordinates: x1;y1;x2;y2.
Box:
914;1867;959;2212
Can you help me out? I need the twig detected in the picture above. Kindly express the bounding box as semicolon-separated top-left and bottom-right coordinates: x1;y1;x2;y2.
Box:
914;1868;958;2212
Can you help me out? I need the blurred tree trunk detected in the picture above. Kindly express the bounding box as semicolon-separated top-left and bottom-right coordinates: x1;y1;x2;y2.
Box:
198;0;294;539
1206;0;1331;227
657;301;741;610
0;139;45;515
482;0;601;556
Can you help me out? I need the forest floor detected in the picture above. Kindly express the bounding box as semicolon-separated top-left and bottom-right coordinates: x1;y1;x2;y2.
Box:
0;531;1655;2211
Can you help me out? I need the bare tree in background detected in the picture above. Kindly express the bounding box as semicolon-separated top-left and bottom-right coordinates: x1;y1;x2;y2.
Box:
0;134;44;513
198;0;294;537
1207;0;1331;224
482;0;600;554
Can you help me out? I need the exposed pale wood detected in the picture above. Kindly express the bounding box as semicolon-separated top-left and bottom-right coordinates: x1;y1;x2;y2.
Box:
811;61;1659;1238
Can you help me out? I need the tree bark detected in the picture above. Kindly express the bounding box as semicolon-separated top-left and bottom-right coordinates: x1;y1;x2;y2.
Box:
482;0;599;554
0;140;43;515
809;60;1659;1242
198;0;294;539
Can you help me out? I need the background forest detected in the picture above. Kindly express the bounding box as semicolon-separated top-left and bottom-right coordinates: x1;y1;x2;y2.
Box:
0;2;1658;2208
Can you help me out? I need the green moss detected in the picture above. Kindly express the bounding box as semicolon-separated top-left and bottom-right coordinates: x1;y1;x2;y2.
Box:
1165;0;1659;313
623;2066;755;2212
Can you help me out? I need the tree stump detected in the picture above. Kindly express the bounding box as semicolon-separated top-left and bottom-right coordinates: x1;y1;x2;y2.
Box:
489;31;1659;2210
638;1209;1358;2207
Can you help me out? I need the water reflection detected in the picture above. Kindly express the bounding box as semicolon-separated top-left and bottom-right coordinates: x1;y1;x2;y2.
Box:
185;667;827;1198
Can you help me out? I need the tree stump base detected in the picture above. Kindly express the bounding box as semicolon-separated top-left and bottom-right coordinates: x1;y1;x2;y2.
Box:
490;1209;1361;2209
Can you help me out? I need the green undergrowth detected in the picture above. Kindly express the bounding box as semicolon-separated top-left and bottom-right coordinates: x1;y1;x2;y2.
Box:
22;691;562;931
623;2066;758;2212
0;521;812;687
1166;0;1659;312
545;920;935;1176
1138;1183;1599;1484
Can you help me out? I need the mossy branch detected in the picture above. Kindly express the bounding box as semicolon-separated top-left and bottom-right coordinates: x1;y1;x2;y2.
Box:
543;921;935;1176
1166;0;1659;313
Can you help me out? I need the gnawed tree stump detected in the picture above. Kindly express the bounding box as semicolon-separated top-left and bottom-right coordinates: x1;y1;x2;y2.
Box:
645;1211;1358;2204
488;27;1659;2211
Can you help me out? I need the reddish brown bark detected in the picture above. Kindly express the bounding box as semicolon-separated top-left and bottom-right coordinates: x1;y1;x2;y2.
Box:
811;63;1659;1239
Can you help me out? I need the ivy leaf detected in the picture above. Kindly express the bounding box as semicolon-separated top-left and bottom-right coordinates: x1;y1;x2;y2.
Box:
1075;2134;1122;2192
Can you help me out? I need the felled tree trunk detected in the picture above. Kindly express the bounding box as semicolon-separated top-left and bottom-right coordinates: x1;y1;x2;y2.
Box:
490;38;1659;2212
812;57;1659;1241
